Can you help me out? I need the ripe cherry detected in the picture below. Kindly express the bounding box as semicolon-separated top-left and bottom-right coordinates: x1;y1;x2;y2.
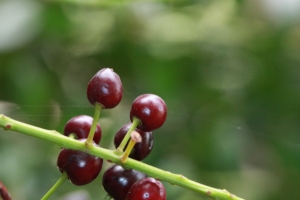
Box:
102;164;147;200
126;177;166;200
87;68;123;108
130;94;167;132
64;115;102;144
57;139;103;186
114;123;153;161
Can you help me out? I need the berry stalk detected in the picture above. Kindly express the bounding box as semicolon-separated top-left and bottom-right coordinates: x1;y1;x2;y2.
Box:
116;117;140;152
85;103;102;147
0;114;245;200
120;131;142;163
41;172;68;200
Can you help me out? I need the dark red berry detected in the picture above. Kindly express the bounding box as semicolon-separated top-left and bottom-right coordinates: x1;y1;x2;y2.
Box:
57;139;103;186
87;68;123;108
126;178;166;200
64;115;102;144
130;94;167;131
114;123;153;160
0;181;11;200
102;164;147;200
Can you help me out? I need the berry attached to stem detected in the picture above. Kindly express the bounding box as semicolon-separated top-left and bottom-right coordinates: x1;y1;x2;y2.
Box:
120;131;141;163
114;123;153;161
64;115;102;144
102;164;147;200
85;103;102;147
57;139;103;186
126;178;166;200
116;117;140;153
41;172;68;200
130;94;167;132
87;68;123;109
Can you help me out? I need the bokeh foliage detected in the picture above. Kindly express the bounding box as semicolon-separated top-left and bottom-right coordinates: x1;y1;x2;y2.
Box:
0;0;300;199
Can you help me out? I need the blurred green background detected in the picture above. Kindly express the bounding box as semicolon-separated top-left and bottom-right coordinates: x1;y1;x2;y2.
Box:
0;0;300;199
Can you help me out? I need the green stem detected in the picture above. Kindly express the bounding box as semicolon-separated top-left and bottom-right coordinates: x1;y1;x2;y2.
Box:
86;103;102;147
120;138;136;163
103;194;112;200
41;172;68;200
0;114;244;200
117;117;140;153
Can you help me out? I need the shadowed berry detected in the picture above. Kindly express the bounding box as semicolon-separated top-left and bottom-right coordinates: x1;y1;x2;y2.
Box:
102;164;147;200
126;177;166;200
57;139;103;186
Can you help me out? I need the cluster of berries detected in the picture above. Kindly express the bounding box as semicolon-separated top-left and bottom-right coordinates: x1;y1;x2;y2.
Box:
56;68;167;200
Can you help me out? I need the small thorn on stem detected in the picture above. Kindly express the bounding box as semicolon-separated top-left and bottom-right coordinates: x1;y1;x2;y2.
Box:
120;131;141;163
179;174;186;179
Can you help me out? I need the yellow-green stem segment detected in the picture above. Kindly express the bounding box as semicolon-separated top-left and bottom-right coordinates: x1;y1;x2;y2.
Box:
86;103;102;147
103;193;112;200
0;114;245;200
117;117;140;152
120;138;136;163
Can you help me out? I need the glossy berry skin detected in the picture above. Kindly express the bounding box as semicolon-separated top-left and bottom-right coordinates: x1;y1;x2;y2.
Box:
130;94;167;132
102;164;147;200
57;140;103;186
87;68;123;108
114;123;153;160
64;115;102;144
126;178;166;200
